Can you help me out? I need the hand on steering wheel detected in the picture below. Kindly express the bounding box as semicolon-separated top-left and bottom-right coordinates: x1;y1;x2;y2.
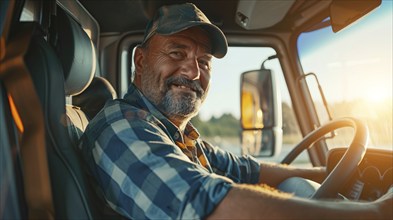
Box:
281;117;369;199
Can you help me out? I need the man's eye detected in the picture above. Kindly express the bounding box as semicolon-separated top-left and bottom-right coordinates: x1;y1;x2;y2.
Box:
198;60;211;70
169;51;185;59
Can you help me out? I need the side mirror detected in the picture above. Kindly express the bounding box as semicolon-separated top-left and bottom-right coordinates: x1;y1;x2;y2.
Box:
240;66;282;157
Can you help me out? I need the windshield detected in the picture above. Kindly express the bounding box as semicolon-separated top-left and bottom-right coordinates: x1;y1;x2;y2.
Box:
298;1;392;150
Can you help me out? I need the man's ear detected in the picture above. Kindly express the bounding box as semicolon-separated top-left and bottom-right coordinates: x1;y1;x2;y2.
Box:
133;46;145;86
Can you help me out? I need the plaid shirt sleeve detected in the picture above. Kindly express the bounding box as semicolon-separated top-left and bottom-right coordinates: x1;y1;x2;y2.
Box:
200;141;261;184
81;102;233;219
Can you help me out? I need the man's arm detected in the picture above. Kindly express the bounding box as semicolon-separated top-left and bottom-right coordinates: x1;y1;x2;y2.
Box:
258;161;326;187
207;183;391;219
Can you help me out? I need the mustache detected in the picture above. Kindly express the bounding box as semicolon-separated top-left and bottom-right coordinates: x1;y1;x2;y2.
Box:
165;76;204;97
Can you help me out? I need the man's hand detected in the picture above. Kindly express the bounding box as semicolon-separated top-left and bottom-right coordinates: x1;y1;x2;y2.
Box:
375;186;393;219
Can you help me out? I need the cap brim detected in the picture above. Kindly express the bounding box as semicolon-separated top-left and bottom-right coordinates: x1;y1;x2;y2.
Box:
199;24;228;58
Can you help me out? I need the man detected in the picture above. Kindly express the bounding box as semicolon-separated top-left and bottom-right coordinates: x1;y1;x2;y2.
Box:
80;3;392;219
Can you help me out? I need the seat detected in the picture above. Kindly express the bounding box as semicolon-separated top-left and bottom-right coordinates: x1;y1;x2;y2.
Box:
53;7;124;218
23;0;125;216
26;8;99;219
53;9;97;148
68;76;117;145
72;76;117;120
54;10;123;219
66;76;117;147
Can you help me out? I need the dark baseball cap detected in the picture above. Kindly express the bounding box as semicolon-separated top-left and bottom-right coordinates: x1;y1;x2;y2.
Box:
142;3;228;58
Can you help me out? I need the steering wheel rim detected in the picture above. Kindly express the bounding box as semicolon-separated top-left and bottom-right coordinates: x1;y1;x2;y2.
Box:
281;117;369;199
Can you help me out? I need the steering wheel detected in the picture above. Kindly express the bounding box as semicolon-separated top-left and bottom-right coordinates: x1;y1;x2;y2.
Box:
280;117;369;199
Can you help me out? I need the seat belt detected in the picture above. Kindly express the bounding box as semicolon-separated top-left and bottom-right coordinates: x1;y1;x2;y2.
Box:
0;20;54;220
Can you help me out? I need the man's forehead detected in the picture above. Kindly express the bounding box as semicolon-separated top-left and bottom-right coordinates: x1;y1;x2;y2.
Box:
155;28;213;55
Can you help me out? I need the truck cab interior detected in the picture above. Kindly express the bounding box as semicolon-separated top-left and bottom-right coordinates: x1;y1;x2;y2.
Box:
1;0;392;219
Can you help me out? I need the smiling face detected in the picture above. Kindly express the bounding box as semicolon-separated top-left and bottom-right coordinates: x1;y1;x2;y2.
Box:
134;27;213;127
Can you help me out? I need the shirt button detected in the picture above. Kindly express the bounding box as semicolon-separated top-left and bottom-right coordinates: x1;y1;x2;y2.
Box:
174;132;180;139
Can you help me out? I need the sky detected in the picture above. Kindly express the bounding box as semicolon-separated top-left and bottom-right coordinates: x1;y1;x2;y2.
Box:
299;0;392;103
198;0;392;121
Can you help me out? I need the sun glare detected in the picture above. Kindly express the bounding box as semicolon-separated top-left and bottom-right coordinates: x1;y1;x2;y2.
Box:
365;87;392;103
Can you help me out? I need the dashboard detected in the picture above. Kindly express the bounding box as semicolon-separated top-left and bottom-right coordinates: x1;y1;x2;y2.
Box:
327;148;393;201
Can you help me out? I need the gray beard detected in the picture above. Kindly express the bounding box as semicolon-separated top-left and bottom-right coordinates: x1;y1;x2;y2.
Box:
157;88;201;120
139;73;208;122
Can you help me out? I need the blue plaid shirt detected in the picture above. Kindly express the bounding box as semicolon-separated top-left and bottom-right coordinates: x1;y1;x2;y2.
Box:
80;83;261;219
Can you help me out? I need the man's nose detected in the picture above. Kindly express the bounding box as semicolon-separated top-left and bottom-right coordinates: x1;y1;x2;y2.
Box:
180;58;200;80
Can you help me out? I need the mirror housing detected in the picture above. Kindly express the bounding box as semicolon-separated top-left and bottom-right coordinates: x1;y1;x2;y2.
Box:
240;67;282;157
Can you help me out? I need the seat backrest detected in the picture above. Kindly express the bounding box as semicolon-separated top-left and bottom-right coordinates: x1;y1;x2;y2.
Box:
68;76;117;145
66;96;125;219
53;8;96;148
53;8;123;219
72;76;117;120
26;8;98;219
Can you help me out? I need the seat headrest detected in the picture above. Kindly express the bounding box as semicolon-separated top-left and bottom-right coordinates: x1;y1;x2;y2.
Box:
54;9;95;96
72;77;117;120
